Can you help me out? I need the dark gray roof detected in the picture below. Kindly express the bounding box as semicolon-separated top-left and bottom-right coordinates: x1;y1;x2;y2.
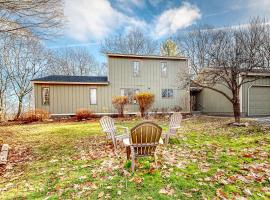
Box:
31;75;108;83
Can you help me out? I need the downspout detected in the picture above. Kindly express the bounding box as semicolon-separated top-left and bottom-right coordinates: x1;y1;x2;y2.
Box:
239;75;243;115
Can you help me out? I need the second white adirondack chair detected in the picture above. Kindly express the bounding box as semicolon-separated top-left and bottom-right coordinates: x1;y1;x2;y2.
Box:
100;116;129;149
162;112;182;145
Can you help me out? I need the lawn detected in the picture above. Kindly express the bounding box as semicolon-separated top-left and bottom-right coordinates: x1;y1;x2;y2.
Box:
0;116;269;199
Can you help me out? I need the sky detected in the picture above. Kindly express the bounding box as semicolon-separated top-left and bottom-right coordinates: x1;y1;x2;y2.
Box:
46;0;270;63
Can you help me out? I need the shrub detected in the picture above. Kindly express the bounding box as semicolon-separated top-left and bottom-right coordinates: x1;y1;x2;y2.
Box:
20;109;50;122
134;92;155;117
75;108;92;121
112;96;129;117
172;106;182;112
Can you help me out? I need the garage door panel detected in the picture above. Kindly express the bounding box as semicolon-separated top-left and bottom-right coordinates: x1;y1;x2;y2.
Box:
249;86;270;116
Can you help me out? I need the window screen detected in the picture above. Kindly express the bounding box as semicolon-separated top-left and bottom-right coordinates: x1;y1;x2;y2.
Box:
90;88;97;105
42;87;50;105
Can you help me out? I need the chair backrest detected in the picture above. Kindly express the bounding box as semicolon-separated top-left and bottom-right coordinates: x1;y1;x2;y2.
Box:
130;122;162;156
169;112;182;130
100;116;115;133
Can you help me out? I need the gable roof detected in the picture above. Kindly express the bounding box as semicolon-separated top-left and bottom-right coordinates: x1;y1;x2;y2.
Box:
107;53;188;61
31;75;109;85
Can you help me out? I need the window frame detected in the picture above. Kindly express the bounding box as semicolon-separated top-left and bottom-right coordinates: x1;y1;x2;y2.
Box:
41;87;50;105
161;62;168;77
90;88;97;105
132;61;140;77
162;89;174;99
120;88;140;104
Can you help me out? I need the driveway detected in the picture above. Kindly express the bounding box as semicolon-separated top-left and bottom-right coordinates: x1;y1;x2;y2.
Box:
255;117;270;125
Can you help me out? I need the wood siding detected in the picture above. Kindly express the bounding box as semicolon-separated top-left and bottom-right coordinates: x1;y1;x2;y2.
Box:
197;76;270;116
34;56;190;114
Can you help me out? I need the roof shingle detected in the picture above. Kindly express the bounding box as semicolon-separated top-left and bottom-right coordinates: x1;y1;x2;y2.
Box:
31;75;108;83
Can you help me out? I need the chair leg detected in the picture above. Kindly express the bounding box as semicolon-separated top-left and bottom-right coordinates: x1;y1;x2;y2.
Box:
126;146;131;160
131;147;135;172
154;153;158;169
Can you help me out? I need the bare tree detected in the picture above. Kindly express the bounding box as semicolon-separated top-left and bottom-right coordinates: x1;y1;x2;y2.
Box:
182;18;270;123
49;47;99;76
101;28;158;55
4;35;50;119
0;0;64;38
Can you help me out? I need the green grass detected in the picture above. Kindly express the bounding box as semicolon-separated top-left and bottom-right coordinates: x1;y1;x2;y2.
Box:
0;117;269;199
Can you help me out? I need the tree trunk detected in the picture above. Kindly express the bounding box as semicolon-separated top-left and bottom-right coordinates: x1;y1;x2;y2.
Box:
141;108;145;117
232;98;241;124
15;97;23;120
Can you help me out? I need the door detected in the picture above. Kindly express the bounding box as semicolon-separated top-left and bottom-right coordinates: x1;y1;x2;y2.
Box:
249;86;270;116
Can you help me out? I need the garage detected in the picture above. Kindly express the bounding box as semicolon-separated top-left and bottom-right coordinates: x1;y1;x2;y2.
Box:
249;86;270;116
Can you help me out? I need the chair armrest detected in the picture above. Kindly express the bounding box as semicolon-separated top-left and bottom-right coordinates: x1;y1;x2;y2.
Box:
102;128;115;133
116;126;129;134
170;126;181;130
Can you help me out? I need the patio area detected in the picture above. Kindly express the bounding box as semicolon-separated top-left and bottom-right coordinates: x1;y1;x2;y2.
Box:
0;116;269;199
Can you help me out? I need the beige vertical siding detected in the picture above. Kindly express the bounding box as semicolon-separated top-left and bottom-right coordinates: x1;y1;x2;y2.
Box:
34;56;190;115
197;84;233;115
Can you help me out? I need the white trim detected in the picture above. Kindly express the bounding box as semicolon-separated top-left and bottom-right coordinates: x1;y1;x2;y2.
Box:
32;81;109;85
50;111;191;116
107;53;188;60
247;84;270;116
239;75;243;113
241;72;270;77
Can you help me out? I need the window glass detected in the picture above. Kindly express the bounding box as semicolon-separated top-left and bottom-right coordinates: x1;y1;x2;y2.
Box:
161;62;167;77
90;88;97;105
121;88;139;103
133;61;140;77
42;87;50;105
162;89;173;98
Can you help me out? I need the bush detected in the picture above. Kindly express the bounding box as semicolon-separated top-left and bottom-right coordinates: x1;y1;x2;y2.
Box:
172;106;182;112
20;109;50;122
75;108;92;121
134;92;155;117
112;96;128;117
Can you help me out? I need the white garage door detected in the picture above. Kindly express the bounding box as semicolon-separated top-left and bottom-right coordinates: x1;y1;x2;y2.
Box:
249;86;270;116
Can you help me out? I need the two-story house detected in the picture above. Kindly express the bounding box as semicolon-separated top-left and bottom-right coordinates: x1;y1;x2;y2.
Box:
31;53;190;116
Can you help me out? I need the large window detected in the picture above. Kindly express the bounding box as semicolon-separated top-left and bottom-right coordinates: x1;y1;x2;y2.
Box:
120;88;139;103
90;88;97;105
161;62;168;77
42;87;50;105
132;61;140;77
162;89;173;98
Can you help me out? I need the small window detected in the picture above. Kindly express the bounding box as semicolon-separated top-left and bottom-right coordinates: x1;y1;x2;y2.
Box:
90;88;97;105
162;89;173;98
120;88;139;103
132;61;140;77
161;62;167;77
42;87;50;105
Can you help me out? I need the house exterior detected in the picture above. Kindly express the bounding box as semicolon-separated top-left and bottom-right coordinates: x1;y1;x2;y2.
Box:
32;53;190;116
193;73;270;116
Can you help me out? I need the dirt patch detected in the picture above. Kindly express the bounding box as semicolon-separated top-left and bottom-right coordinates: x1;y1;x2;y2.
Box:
0;146;33;176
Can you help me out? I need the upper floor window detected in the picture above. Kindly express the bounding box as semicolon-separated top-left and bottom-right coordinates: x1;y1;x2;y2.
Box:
161;62;168;77
162;89;173;98
132;61;140;77
121;88;139;103
90;88;97;105
42;87;50;105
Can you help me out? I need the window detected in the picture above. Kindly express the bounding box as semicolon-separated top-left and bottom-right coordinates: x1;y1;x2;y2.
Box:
132;61;140;77
90;88;97;105
120;88;139;103
161;62;168;77
162;89;173;98
42;87;50;105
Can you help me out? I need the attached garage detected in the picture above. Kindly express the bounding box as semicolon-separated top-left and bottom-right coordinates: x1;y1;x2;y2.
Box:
196;73;270;116
248;86;270;116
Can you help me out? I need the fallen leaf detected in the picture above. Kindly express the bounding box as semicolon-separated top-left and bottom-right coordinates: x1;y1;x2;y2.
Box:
98;191;104;198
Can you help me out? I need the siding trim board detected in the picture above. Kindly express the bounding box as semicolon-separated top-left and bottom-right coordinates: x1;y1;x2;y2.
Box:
32;81;109;85
247;84;270;116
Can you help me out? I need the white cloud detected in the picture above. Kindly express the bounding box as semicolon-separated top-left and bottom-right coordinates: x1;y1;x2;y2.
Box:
64;0;146;41
153;2;201;38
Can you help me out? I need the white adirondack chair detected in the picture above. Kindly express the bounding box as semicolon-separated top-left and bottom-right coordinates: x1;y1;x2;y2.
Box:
162;112;182;145
100;116;129;149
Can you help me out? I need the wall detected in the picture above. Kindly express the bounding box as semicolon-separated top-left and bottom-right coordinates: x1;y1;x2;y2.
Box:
34;56;190;114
